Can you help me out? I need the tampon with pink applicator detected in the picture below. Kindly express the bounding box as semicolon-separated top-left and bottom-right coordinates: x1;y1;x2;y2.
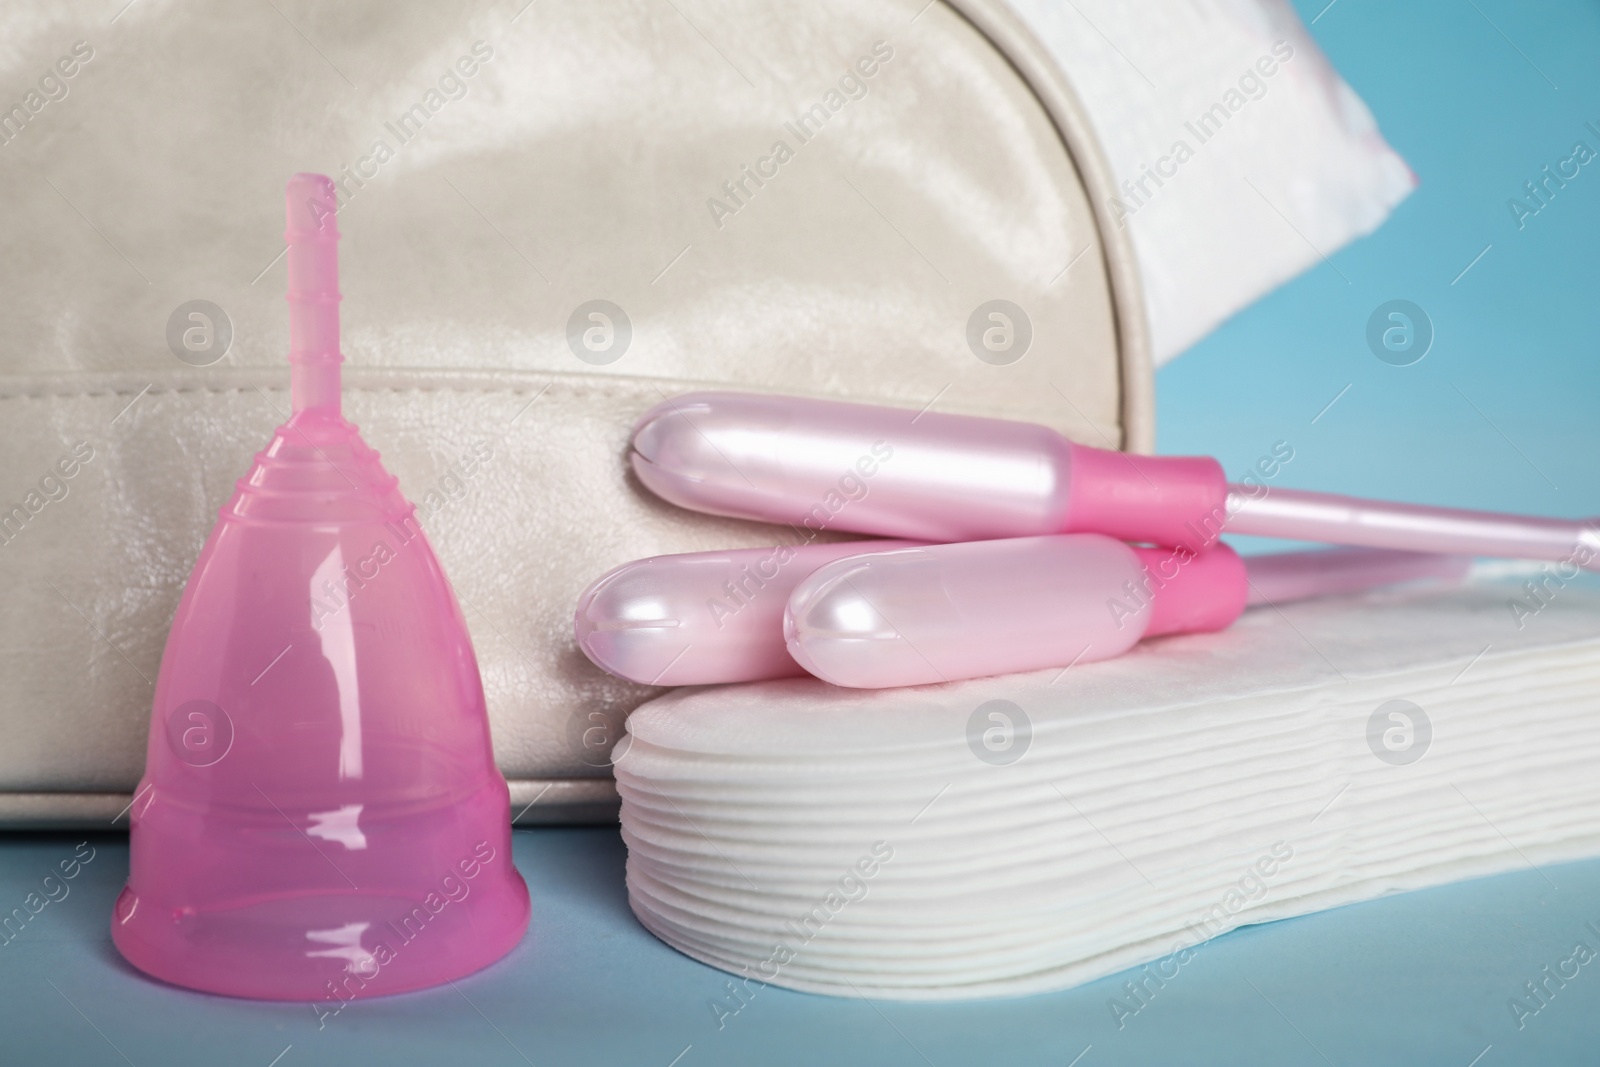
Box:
568;385;1574;690
629;391;1600;564
783;536;1468;688
576;537;1468;689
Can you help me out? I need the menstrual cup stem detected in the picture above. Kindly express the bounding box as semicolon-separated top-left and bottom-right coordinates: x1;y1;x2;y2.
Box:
285;173;343;415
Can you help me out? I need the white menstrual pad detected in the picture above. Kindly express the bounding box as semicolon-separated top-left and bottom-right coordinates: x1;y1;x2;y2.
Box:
1007;0;1417;363
616;577;1600;999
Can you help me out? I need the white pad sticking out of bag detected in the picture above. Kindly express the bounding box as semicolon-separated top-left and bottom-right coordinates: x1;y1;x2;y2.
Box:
1009;0;1416;363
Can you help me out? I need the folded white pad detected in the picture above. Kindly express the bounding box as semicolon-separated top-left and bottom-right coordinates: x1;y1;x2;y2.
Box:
1008;0;1416;363
616;576;1600;999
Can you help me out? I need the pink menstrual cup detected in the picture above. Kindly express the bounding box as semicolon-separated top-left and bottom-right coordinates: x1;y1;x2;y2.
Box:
111;175;529;1000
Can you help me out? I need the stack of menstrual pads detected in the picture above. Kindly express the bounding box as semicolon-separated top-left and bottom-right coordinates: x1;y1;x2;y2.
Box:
616;577;1600;998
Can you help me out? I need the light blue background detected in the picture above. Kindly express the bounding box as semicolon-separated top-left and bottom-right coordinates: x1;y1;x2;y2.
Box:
1162;0;1600;527
5;0;1599;1063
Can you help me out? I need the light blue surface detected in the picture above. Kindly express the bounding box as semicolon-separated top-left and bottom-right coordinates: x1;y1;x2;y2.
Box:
5;0;1600;1063
3;829;1600;1066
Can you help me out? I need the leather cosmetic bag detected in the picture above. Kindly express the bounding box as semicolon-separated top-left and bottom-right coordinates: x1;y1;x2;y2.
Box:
0;0;1149;825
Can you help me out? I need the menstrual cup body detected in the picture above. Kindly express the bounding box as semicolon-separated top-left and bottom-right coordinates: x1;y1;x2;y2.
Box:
112;411;529;999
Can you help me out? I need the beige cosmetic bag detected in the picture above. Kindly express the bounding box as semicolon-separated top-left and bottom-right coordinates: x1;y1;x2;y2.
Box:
0;0;1149;826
